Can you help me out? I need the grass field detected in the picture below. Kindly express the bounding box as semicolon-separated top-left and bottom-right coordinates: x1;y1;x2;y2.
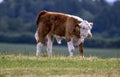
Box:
0;43;120;58
0;55;120;77
0;43;120;77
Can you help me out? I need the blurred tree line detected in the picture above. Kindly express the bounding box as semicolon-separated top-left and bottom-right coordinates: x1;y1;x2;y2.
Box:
0;0;120;48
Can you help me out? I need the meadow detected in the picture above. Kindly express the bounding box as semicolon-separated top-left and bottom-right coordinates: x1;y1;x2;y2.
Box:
0;43;120;77
0;43;120;58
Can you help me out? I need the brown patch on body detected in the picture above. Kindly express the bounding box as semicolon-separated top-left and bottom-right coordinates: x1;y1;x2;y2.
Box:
36;11;81;43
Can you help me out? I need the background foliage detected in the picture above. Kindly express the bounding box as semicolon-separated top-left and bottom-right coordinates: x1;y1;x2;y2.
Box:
0;0;120;48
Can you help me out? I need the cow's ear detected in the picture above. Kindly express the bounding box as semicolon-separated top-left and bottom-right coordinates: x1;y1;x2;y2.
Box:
89;22;93;26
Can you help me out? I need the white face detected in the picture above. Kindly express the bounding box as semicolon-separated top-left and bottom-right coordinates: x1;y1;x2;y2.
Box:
79;20;93;38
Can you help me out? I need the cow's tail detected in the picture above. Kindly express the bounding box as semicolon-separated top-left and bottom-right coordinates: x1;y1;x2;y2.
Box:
36;10;47;27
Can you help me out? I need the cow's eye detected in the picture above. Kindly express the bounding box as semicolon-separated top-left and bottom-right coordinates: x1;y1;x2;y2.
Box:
82;27;85;29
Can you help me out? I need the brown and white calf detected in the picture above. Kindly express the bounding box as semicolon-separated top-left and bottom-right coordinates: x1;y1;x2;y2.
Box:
35;10;93;57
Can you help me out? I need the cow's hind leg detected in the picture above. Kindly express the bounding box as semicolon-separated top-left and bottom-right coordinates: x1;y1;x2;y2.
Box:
35;30;44;57
46;35;54;57
36;42;43;56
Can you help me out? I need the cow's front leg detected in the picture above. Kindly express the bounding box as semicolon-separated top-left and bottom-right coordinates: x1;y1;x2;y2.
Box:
67;41;75;57
78;43;84;58
46;35;53;57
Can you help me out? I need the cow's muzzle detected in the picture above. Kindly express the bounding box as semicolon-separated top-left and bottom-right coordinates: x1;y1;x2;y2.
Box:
87;34;92;38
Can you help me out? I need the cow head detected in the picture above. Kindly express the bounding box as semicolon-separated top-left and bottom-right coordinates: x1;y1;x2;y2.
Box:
79;20;93;38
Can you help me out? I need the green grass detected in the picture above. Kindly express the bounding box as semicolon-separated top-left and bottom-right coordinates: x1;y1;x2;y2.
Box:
0;55;120;77
0;43;120;77
0;43;120;58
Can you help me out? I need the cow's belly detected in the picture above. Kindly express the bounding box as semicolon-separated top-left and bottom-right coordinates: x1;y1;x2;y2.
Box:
54;35;65;44
55;35;84;46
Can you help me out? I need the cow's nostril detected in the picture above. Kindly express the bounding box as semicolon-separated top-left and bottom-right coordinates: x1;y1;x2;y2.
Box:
87;34;92;38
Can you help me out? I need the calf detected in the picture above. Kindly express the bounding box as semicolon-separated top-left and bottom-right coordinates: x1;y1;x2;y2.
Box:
35;10;93;57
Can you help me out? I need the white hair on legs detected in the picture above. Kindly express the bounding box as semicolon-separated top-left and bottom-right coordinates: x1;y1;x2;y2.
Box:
36;42;43;56
67;40;74;57
35;30;43;56
46;35;53;57
35;30;39;42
